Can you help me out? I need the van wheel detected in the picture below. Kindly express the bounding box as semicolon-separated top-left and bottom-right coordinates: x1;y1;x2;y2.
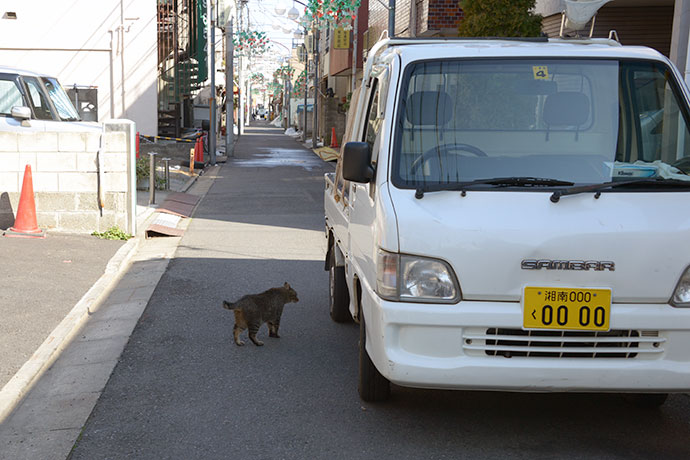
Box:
622;393;668;408
358;313;391;402
329;249;352;323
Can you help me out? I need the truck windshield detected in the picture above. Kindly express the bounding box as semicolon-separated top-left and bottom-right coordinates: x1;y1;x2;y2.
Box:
42;77;80;121
392;59;690;189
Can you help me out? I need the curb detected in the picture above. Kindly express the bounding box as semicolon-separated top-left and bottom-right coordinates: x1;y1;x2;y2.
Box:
0;235;142;424
0;167;207;424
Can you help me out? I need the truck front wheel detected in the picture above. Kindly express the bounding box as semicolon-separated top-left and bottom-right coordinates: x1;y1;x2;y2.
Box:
358;313;391;402
329;249;352;323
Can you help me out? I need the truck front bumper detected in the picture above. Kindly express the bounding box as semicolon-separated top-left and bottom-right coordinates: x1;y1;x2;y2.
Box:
362;288;690;392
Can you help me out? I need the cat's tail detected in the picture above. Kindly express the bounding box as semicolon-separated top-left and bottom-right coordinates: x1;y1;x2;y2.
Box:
222;300;236;310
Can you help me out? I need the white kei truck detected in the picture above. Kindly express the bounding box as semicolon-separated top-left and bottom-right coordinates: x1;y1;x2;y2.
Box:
324;34;690;404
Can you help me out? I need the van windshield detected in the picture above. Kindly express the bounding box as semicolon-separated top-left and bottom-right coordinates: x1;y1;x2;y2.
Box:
392;59;690;189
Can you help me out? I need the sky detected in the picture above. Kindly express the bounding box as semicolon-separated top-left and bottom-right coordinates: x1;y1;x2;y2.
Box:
244;0;306;58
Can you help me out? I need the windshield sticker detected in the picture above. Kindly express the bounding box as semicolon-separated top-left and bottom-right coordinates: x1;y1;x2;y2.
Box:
533;66;549;80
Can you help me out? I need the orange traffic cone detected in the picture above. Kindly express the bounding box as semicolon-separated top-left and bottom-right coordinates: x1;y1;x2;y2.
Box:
194;136;203;162
330;127;338;148
5;165;46;238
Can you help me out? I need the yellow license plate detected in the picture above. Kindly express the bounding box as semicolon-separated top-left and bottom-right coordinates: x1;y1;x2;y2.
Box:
523;287;611;331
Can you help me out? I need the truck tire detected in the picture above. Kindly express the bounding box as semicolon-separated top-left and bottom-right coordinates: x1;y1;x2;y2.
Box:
358;313;391;402
329;249;352;323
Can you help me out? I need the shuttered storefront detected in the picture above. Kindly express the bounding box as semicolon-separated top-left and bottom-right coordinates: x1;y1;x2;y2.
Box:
542;6;674;57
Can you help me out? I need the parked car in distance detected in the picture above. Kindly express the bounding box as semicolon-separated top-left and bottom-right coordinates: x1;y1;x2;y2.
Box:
0;65;100;132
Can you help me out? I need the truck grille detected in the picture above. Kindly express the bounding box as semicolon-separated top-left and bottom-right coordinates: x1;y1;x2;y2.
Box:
462;328;664;358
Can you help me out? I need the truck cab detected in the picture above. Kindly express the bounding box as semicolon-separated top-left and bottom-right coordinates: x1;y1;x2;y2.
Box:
0;65;99;132
324;35;690;403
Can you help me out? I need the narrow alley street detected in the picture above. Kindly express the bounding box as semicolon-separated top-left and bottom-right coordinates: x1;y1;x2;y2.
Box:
63;123;690;459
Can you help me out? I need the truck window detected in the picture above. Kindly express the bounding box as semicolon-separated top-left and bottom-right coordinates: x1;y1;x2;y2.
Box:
23;77;54;120
363;79;383;164
624;63;690;164
0;79;24;116
392;58;690;189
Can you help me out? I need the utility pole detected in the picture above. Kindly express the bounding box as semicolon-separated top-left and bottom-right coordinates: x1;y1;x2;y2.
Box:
225;17;234;156
352;13;358;94
389;0;396;38
209;0;217;165
238;0;246;135
312;26;319;147
302;30;308;142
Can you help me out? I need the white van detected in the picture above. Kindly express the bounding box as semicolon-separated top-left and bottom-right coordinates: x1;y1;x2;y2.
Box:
324;36;690;405
0;65;99;132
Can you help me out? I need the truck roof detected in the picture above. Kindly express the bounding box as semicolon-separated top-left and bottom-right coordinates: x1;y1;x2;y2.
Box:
381;37;666;63
0;65;51;78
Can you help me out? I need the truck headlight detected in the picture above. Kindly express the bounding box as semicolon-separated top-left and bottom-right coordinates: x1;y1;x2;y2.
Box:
671;266;690;307
376;249;460;303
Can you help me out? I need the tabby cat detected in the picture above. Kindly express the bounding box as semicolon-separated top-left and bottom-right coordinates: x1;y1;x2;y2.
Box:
222;282;299;346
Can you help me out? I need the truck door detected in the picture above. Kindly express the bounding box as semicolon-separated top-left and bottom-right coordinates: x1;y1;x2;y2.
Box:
349;76;386;286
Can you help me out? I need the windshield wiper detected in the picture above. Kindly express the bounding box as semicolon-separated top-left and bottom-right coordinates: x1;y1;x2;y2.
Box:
415;177;574;199
550;177;690;203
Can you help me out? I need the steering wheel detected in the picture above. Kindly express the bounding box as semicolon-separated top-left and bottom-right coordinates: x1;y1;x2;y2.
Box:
409;143;488;176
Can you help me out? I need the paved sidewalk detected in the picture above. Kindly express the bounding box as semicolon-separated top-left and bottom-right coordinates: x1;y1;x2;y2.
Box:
0;167;219;458
0;154;210;451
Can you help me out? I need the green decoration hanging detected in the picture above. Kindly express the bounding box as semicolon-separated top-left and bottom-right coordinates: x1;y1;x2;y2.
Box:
303;0;361;30
233;30;271;57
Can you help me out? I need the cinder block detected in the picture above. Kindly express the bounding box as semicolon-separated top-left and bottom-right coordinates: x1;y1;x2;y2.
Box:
96;212;118;231
85;132;101;152
36;211;58;229
104;132;127;153
101;152;128;172
37;152;77;172
102;172;128;192
0;172;20;193
75;193;99;211
58;132;87;152
58;172;97;192
18;132;58;152
57;212;99;233
0;132;18;152
32;172;59;192
76;152;98;172
35;192;78;212
104;192;127;212
18;152;37;172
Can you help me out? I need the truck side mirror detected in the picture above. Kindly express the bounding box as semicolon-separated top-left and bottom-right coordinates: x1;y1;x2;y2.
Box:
11;106;31;121
342;142;374;183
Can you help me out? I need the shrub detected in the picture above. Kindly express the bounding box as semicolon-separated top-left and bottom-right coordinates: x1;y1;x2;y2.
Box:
458;0;543;38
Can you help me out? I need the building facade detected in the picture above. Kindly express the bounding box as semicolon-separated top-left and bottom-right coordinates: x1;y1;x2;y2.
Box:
535;0;690;77
0;1;158;135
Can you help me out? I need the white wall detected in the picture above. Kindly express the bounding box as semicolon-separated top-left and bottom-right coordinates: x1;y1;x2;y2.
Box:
0;1;157;135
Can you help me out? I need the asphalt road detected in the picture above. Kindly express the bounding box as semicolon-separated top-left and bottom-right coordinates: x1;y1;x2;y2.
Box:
69;125;690;460
0;233;124;390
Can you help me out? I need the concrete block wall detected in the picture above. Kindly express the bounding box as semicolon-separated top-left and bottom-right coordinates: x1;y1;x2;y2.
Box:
0;129;132;233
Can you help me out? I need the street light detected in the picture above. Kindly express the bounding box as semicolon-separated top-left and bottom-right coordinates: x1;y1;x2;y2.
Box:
287;6;300;20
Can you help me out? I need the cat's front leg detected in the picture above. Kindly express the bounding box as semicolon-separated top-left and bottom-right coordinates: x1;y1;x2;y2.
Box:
268;322;280;338
248;325;264;346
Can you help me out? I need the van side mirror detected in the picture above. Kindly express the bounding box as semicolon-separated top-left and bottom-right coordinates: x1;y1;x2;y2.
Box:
11;106;31;121
342;142;374;183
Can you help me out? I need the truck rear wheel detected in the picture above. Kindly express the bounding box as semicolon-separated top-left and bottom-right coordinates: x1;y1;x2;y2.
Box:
358;314;391;402
329;249;352;323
